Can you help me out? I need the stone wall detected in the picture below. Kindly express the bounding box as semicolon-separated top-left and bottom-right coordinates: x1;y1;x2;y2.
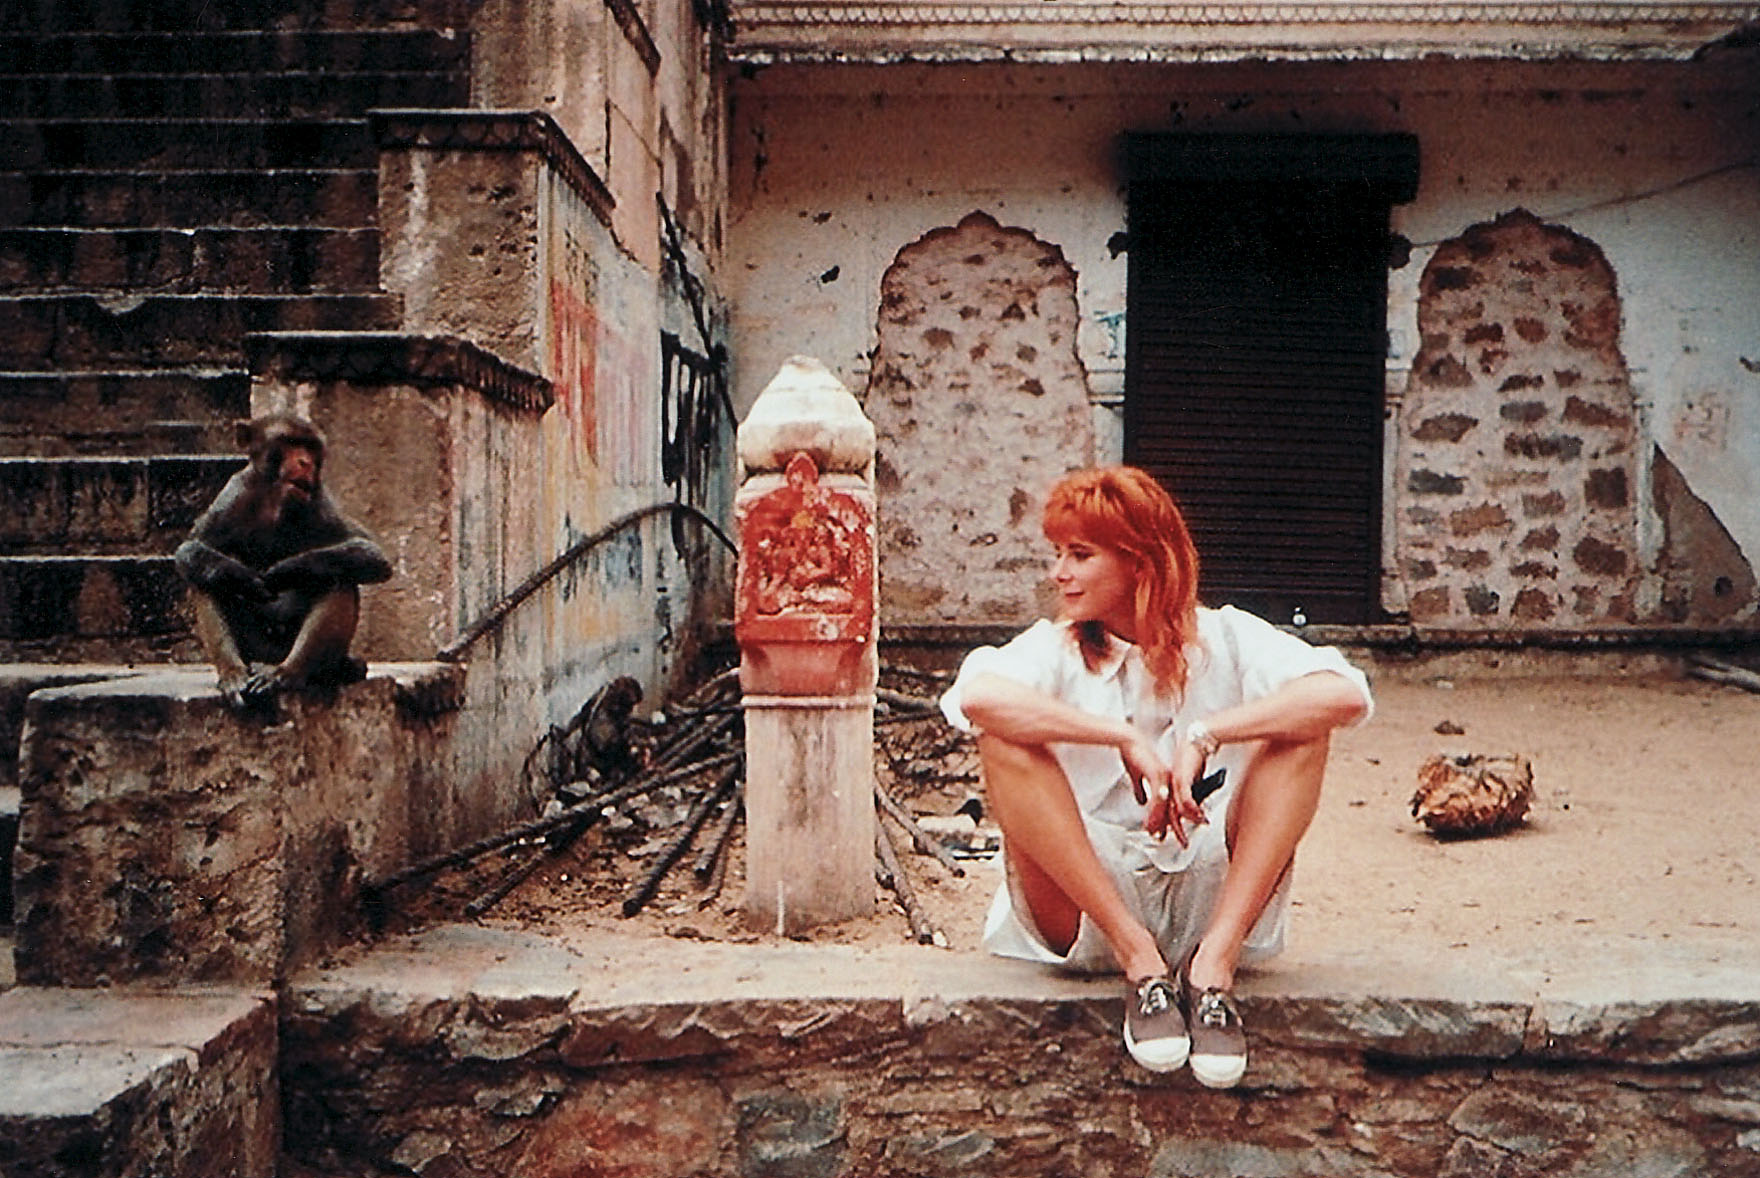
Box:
0;987;278;1178
371;105;731;723
12;668;458;987
725;59;1760;632
866;211;1094;624
1393;209;1642;628
278;928;1760;1178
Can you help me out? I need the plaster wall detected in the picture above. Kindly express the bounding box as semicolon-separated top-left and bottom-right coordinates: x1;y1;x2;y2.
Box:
726;58;1760;629
376;0;734;722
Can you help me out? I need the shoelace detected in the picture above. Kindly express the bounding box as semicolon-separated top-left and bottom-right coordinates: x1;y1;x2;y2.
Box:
1194;990;1238;1028
1137;978;1177;1017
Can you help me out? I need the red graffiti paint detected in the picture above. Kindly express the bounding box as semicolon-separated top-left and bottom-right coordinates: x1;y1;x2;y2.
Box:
548;279;598;461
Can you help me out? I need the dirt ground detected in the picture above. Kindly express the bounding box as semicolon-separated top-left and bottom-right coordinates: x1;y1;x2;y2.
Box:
381;654;1760;988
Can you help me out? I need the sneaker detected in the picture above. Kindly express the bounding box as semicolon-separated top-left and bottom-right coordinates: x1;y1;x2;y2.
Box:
1181;959;1247;1089
1123;975;1189;1072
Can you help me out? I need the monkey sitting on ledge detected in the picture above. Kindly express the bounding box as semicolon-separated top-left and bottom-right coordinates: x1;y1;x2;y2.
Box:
175;412;392;711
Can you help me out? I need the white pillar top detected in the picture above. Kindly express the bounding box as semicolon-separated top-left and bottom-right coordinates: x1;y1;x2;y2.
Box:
737;355;875;478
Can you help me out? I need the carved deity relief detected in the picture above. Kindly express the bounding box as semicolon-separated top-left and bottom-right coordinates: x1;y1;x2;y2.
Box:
735;451;874;645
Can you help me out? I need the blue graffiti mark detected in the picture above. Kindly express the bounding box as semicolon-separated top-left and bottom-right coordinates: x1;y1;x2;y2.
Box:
1095;310;1127;360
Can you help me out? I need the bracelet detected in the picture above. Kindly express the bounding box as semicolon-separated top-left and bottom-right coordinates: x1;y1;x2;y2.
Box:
1185;718;1221;760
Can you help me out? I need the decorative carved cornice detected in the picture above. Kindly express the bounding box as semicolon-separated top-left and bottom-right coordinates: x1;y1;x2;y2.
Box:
728;0;1760;60
370;109;615;228
734;1;1760;23
246;332;555;414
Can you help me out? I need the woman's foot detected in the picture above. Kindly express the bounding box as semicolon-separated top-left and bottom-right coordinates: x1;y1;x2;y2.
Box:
1123;974;1189;1072
1180;948;1247;1088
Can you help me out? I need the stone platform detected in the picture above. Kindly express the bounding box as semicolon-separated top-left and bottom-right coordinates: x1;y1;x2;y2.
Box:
274;665;1760;1177
0;985;277;1178
279;922;1760;1177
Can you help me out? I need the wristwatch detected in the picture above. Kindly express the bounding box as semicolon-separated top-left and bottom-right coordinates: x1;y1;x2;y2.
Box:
1185;718;1221;760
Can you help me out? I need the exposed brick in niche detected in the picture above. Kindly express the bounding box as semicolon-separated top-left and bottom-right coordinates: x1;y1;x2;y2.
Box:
1512;587;1556;619
1408;470;1465;495
1412;414;1478;443
1520;525;1560;550
1573;535;1629;575
1395;208;1637;629
1584;468;1628;509
1504;433;1583;460
866;210;1093;624
1563;395;1629;429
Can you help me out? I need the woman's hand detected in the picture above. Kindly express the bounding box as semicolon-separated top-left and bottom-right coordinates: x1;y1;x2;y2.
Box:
1125;732;1207;847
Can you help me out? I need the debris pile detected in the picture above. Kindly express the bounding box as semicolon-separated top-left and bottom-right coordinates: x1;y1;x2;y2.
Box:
366;664;991;945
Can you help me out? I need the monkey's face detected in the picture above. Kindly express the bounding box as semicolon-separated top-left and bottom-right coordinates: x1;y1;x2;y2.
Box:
278;444;321;505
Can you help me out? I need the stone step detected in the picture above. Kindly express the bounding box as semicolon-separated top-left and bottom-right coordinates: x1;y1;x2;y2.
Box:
0;369;250;456
0;226;382;294
0;292;401;368
1;69;470;119
0;28;470;74
0;986;277;1177
2;0;473;33
279;924;1760;1178
14;664;465;986
0;664;155;935
0;556;188;655
0;167;379;230
0;116;377;172
0;454;242;556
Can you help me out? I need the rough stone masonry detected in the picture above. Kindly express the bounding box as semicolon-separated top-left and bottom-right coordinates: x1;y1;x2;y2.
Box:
1396;209;1640;629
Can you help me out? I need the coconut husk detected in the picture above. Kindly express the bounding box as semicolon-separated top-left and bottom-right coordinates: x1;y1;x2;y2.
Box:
1411;752;1534;836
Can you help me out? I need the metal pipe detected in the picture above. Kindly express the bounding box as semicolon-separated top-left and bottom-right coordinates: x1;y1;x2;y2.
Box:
438;501;734;662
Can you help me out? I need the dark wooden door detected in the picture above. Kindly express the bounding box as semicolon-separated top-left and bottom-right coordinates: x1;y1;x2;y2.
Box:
1123;138;1415;625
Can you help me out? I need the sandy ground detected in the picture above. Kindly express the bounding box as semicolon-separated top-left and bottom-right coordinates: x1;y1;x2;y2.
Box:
378;657;1760;996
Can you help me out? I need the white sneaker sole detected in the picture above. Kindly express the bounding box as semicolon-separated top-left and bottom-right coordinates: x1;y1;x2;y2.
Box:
1124;1028;1190;1072
1190;1050;1246;1088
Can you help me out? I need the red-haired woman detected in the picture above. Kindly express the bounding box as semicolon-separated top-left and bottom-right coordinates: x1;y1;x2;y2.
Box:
940;465;1372;1087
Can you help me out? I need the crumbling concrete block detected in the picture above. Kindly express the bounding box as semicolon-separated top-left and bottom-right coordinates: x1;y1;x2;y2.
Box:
0;985;277;1178
12;665;458;986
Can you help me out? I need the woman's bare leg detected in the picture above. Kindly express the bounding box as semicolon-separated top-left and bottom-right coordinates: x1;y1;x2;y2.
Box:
1187;734;1330;991
978;733;1167;981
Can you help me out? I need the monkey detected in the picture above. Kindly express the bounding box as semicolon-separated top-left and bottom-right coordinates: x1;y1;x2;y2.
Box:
175;412;392;711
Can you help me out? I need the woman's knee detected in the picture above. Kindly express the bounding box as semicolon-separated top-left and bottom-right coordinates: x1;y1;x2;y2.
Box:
976;732;1058;781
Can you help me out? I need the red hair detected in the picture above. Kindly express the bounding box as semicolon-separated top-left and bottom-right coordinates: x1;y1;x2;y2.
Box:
1042;466;1201;696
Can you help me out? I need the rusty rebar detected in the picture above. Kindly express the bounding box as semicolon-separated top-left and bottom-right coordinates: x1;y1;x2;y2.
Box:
621;763;742;917
874;782;965;878
648;709;739;775
463;842;549;919
364;750;743;895
693;787;744;882
875;820;936;945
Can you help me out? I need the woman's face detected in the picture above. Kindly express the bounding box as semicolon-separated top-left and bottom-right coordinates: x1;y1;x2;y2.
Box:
1049;532;1138;638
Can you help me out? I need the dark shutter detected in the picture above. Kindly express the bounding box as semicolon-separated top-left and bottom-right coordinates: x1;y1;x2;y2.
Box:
1122;134;1417;625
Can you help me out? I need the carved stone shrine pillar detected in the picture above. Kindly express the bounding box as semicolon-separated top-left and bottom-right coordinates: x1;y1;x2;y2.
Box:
734;356;878;934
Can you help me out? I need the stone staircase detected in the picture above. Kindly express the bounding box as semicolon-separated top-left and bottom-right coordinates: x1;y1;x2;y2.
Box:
0;20;471;661
0;6;478;1172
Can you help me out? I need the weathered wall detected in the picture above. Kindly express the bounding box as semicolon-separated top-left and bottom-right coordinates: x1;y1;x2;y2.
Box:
867;211;1093;622
12;668;458;986
1394;210;1641;627
725;57;1760;631
280;928;1760;1178
374;0;737;727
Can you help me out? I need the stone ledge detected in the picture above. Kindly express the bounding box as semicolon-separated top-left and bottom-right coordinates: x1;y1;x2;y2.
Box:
13;664;462;986
290;924;1760;1069
280;925;1760;1177
370;108;616;227
244;330;554;414
0;985;277;1177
